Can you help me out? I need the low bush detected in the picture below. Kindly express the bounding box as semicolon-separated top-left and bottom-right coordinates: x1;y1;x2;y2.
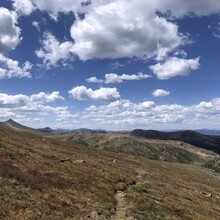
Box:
0;155;72;190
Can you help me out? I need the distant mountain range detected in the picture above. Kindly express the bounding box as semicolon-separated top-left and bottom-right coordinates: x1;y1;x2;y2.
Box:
0;119;109;135
1;119;220;155
131;129;220;154
195;129;220;136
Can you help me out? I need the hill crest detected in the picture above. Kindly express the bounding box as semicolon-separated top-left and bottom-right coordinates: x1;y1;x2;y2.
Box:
131;129;220;154
0;119;35;132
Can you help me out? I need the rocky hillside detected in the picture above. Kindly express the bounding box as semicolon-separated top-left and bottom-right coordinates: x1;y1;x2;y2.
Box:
57;131;218;164
204;158;220;173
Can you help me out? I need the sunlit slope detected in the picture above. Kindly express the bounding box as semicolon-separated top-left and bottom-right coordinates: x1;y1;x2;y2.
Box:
0;127;219;219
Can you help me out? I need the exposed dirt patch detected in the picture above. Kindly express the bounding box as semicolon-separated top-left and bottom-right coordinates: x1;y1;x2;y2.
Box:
112;191;134;220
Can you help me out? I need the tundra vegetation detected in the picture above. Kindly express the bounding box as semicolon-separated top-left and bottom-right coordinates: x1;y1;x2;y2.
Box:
0;124;220;219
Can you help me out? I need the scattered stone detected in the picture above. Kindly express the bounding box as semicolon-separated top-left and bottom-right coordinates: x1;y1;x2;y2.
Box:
201;192;213;197
73;159;86;164
154;200;160;204
200;191;219;199
154;198;163;204
87;211;98;220
57;158;86;164
87;211;111;220
57;158;73;163
159;156;165;161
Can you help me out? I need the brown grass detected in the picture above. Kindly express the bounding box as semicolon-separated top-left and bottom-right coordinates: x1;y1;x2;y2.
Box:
0;128;136;219
0;127;219;219
126;160;220;220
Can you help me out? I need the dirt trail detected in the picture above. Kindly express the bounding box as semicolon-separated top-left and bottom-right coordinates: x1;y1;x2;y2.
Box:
111;191;134;220
111;168;146;220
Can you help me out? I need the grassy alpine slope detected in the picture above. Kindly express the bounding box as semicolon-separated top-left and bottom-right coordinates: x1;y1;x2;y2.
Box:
0;127;220;219
56;131;217;164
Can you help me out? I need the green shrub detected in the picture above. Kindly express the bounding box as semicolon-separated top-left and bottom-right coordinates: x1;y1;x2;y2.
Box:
4;151;19;160
132;184;149;193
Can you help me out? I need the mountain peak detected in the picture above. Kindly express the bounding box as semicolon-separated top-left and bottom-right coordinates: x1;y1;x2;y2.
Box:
4;119;20;126
38;127;53;133
1;119;34;132
6;119;15;123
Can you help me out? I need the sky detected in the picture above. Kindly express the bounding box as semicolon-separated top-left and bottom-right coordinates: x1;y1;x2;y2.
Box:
0;0;220;130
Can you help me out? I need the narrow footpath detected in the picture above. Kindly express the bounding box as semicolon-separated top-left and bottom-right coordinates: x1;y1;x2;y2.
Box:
111;191;134;220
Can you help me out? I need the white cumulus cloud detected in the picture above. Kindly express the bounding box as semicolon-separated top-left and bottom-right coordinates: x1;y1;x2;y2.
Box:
12;0;220;18
13;0;87;18
69;0;220;62
33;0;86;17
0;7;21;53
158;0;220;18
32;21;40;31
0;93;28;108
0;91;64;108
86;73;151;84
68;86;120;102
86;77;104;83
0;91;73;125
152;89;170;97
30;91;64;103
83;96;220;129
0;54;32;79
35;32;74;68
150;57;200;80
71;0;182;61
12;0;34;16
137;101;155;110
13;0;220;66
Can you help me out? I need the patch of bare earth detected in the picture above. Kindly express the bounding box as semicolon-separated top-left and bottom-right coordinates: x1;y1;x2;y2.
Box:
112;191;134;220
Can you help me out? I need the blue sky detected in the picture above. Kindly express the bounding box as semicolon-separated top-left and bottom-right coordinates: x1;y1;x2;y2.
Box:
0;0;220;130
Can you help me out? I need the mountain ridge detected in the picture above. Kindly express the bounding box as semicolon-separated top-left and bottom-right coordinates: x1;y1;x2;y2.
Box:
131;129;220;154
0;119;54;134
0;119;36;132
1;119;220;155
